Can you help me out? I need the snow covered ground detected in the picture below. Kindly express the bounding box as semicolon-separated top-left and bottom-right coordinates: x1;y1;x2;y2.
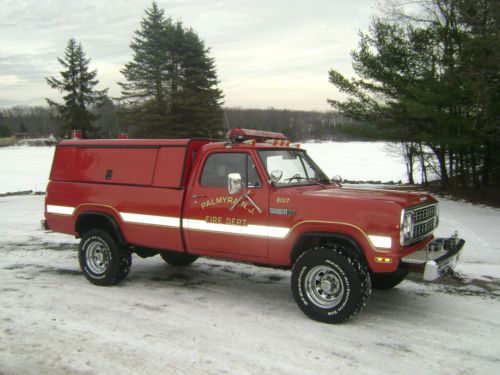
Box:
0;146;55;194
304;141;409;183
1;145;500;374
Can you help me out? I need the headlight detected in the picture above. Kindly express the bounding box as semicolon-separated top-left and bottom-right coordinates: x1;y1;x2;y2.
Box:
400;209;413;245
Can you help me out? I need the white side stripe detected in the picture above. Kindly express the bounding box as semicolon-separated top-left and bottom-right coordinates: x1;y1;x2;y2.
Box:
46;206;289;238
183;219;289;239
47;205;75;215
120;212;180;228
368;235;392;249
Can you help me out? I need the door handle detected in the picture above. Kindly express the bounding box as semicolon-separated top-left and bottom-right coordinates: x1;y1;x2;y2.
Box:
192;194;207;198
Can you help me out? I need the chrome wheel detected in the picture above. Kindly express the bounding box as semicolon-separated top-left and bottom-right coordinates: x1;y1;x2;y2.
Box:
85;239;111;275
304;265;345;308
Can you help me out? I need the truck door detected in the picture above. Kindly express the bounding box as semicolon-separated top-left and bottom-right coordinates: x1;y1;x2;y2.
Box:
184;151;270;261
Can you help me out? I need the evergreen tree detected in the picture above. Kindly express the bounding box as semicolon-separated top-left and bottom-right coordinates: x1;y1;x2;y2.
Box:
169;27;224;138
0;124;10;138
46;38;108;138
119;2;224;138
19;122;28;133
93;96;121;138
328;0;499;190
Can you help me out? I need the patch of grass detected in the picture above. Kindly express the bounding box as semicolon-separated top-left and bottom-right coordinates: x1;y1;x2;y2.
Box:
0;137;13;147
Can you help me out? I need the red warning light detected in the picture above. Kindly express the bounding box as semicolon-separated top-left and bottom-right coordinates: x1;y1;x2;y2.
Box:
71;130;81;139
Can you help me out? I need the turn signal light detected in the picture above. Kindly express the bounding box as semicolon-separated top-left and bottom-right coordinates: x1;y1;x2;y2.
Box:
374;257;393;263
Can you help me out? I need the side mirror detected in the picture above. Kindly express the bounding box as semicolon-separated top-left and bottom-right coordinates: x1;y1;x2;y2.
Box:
270;170;283;184
331;175;343;184
228;173;243;195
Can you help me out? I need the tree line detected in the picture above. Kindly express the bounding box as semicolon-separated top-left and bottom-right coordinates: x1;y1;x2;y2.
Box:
0;105;360;142
328;0;499;192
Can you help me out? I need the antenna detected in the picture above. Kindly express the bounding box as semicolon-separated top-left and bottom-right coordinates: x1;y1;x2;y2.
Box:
224;110;230;130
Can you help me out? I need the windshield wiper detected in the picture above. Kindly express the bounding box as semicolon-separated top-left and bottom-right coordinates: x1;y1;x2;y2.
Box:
308;178;327;188
283;175;327;188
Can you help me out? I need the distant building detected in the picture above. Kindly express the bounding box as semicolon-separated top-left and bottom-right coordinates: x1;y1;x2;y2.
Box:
11;132;32;140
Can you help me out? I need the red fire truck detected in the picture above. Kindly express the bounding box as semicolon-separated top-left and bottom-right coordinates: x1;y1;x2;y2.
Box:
43;128;464;323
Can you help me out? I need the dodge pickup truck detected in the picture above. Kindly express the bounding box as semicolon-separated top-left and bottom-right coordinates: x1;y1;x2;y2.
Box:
43;128;465;323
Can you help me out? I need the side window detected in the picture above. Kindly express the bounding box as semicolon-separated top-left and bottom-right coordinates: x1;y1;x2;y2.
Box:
200;153;262;188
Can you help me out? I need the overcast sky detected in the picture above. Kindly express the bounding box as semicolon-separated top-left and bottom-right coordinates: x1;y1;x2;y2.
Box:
0;0;377;111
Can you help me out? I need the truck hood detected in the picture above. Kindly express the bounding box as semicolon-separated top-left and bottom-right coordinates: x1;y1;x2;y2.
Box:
303;187;436;208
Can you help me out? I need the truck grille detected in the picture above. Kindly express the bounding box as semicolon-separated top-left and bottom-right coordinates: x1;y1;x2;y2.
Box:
412;204;438;241
413;205;436;222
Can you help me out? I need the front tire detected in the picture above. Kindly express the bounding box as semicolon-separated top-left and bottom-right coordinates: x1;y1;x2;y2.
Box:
78;229;131;286
291;245;371;323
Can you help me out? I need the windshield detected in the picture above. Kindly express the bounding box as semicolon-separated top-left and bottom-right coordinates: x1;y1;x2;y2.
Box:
258;149;330;186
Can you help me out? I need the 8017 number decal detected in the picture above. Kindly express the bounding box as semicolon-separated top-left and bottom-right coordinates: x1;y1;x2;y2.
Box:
276;197;290;204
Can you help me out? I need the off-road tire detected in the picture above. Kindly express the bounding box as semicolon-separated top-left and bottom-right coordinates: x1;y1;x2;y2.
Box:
370;268;408;290
78;229;131;286
291;245;371;323
160;251;198;266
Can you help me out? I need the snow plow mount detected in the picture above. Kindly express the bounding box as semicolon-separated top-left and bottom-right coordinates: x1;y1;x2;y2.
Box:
401;232;465;281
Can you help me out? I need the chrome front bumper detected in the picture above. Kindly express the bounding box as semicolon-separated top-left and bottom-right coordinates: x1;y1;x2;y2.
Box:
401;232;465;281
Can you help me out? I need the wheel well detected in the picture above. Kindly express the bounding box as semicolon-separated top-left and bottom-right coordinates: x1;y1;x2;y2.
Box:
291;233;367;265
75;212;125;244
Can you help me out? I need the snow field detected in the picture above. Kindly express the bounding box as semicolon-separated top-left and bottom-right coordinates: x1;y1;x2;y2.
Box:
0;146;55;194
304;141;409;183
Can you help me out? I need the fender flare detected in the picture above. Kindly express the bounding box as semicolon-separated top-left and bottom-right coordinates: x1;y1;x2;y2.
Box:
75;211;126;245
290;231;366;265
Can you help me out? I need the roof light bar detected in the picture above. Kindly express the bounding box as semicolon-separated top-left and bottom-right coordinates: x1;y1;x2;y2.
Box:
227;128;288;143
264;139;291;146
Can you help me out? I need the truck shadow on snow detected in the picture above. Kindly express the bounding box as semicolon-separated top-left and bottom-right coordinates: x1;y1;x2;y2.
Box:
4;252;500;301
128;259;289;293
124;257;500;302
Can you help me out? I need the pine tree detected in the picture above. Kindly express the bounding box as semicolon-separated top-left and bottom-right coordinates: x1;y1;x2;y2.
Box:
93;96;121;138
0;111;7;138
328;0;500;190
46;38;108;138
119;2;224;138
19;122;28;133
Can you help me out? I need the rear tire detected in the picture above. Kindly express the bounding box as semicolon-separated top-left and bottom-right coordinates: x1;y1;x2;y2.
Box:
160;251;198;266
78;229;131;286
291;245;371;324
370;268;408;290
